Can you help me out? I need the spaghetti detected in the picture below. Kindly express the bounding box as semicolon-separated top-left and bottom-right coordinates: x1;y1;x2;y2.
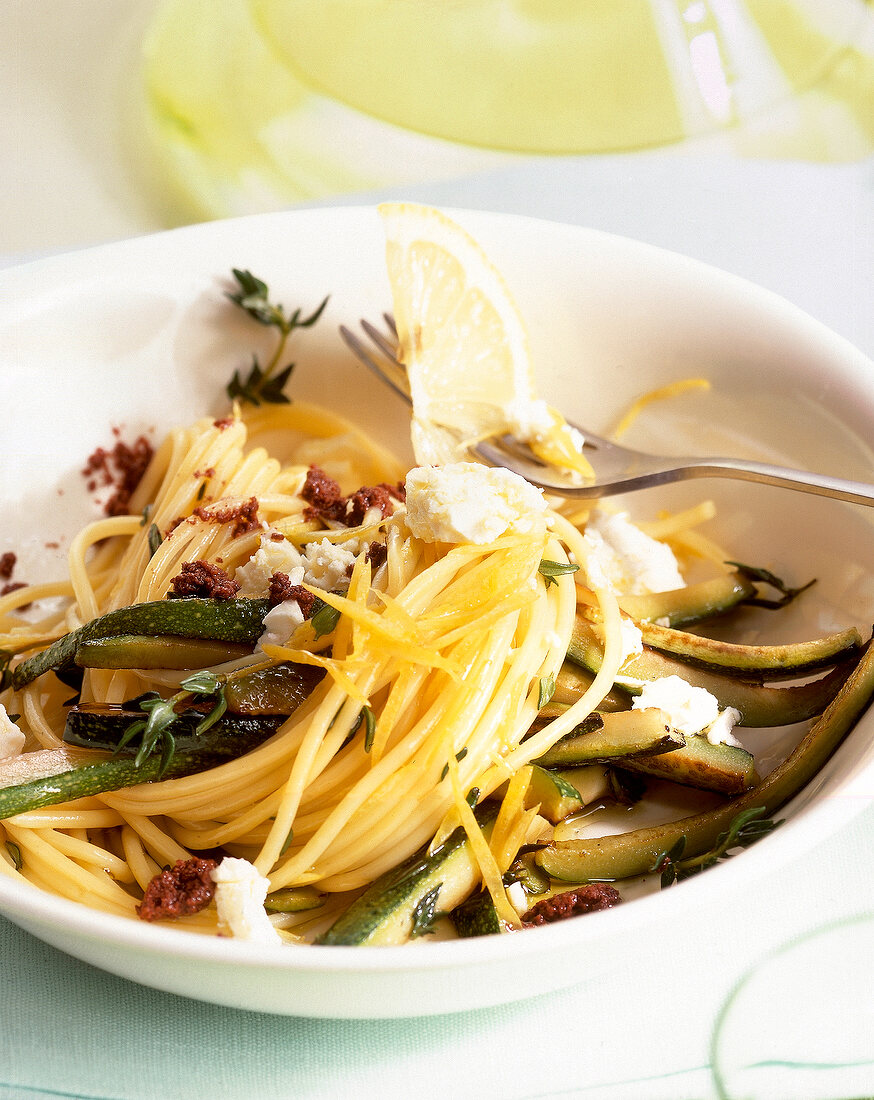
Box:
0;400;627;940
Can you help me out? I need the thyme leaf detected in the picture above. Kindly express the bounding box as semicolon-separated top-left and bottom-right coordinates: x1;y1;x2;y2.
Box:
5;841;22;871
359;705;376;752
654;807;781;887
311;600;341;639
538;674;555;709
728;560;816;610
123;674;227;771
147;523;163;558
538;559;580;588
180;670;224;695
226;269;329;406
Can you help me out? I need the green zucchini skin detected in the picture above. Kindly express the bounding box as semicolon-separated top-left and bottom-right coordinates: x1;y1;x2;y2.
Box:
62;706;283;755
0;749;228;820
617;735;758;795
450;890;502;938
265;887;326;913
617;572;755;627
567;618;859;727
523;765;585;824
534;709;755;795
316;803;500;946
635;621;863;680
224;663;325;715
537;640;874;883
12;598;271;689
533;710;683;768
75;634;254;670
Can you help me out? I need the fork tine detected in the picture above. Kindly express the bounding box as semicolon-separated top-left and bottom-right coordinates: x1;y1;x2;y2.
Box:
361;318;402;365
339;323;411;403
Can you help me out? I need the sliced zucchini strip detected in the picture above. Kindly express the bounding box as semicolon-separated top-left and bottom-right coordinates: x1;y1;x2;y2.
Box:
617;734;758;795
12;597;271;689
634;620;862;680
537;640;874;882
62;706;283;755
567;618;859;726
533;709;683;768
0;748;232;820
316;803;499;946
451;890;502;938
75;634;253;670
616;572;755;627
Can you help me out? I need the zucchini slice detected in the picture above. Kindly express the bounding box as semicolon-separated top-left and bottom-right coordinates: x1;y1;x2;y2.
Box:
634;620;863;680
617;572;755;627
567;618;859;727
550;764;615;807
551;661;629;712
0;747;231;820
62;705;283;755
12;598;271;689
524;765;586;823
224;662;325;715
316;803;499;946
75;634;253;670
533;709;683;768
265;887;326;913
537;640;874;882
618;734;758;795
450;890;501;938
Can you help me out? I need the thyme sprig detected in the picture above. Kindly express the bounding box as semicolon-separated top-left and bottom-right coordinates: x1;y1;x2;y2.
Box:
654;807;780;887
729;560;815;610
226;269;329;406
119;671;227;778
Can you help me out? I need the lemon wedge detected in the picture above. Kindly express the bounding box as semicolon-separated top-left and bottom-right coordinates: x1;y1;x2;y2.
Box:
380;202;592;476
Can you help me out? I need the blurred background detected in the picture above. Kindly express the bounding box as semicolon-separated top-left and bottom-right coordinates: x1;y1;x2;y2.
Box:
5;0;871;355
3;1;872;243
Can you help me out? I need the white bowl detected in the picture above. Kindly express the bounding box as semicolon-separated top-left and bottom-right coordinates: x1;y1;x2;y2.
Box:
0;206;872;1017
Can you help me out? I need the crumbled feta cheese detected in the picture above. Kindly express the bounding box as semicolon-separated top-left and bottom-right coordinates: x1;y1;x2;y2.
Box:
703;706;743;747
630;675;741;745
300;537;357;590
0;705;25;760
618;618;644;667
258;599;306;649
507;881;529;917
631;674;719;736
210;857;280;944
236;532;358;600
582;510;684;596
405;463;547;545
235;535;305;597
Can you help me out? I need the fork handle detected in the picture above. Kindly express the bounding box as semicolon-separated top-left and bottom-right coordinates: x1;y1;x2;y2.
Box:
673;457;874;507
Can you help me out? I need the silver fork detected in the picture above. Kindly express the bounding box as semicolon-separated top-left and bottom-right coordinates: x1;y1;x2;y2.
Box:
340;316;874;506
